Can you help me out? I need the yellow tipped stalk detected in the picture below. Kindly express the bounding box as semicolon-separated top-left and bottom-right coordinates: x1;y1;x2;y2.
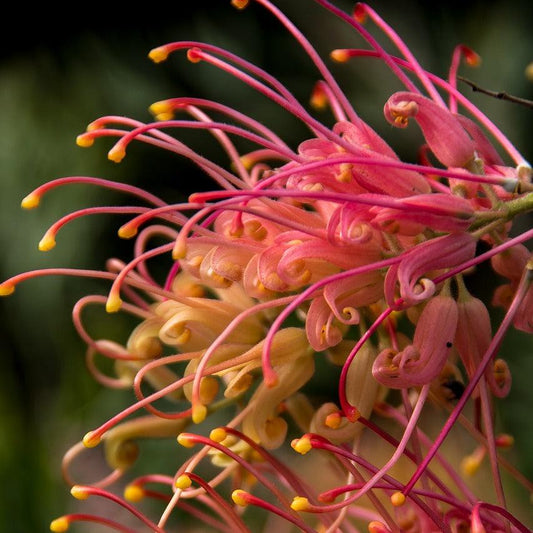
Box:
177;433;196;448
106;294;123;313
82;431;101;448
148;47;169;63
108;147;126;163
50;517;70;532
0;283;15;297
38;233;56;252
124;485;144;502
118;224;138;239
231;489;249;506
21;193;40;209
76;134;94;148
330;49;350;63
175;474;192;490
209;427;227;443
192;404;207;424
291;496;310;511
70;485;90;500
390;492;406;507
291;436;312;455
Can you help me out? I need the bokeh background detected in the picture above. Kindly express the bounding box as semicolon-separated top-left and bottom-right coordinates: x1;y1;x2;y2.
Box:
1;0;532;531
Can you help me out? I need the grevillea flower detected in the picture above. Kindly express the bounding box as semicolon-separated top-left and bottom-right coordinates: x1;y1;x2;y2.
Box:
3;1;533;532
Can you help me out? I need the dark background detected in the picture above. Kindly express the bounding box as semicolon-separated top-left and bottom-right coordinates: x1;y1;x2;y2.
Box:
1;1;532;531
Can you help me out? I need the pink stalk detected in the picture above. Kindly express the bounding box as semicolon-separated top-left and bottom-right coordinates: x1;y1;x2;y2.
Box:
184;47;336;141
70;485;165;532
322;482;466;514
253;0;361;126
80;128;245;191
303;436;450;532
1;268;115;296
236;491;317;533
133;225;180;286
472;502;531;533
132;352;199;418
38;206;152;252
158;97;290;149
399;389;436;513
178;433;299;515
86;114;249;187
151;40;305;111
191;187;474;217
106;242;175;312
448;45;480;114
376;404;477;504
163;260;181;292
121;200;325;248
223;427;317;499
313;0;421;94
477;377;507;514
178;472;249;533
312;80;348;121
85;346;134;389
21;175;167;209
316;449;400;533
107;118;300;166
403;266;532;497
117;202;206;240
179;105;252;183
334;49;530;167
61;440;124;487
176;498;235;533
340;385;431;499
128;474;174;489
105;259;155;310
72;295;150;350
357;3;446;107
199;156;518;193
51;514;137;533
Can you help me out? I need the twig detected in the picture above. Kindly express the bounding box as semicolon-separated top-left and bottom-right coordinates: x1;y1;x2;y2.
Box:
458;75;533;109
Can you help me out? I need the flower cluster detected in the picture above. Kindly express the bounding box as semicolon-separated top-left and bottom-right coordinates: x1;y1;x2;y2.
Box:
3;1;533;532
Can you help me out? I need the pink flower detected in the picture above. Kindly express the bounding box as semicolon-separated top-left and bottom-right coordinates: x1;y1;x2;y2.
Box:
2;1;533;532
384;91;476;168
373;293;458;388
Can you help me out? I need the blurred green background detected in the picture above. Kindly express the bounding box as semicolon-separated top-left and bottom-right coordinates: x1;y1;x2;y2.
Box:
1;1;532;531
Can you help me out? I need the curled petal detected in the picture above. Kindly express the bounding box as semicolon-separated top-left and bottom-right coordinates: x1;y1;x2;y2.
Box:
309;402;360;444
373;294;458;388
384;91;476;168
155;298;263;351
455;294;491;381
490;244;529;282
305;295;344;352
390;232;477;305
323;271;384;323
127;319;164;358
203;244;255;283
242;353;314;449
